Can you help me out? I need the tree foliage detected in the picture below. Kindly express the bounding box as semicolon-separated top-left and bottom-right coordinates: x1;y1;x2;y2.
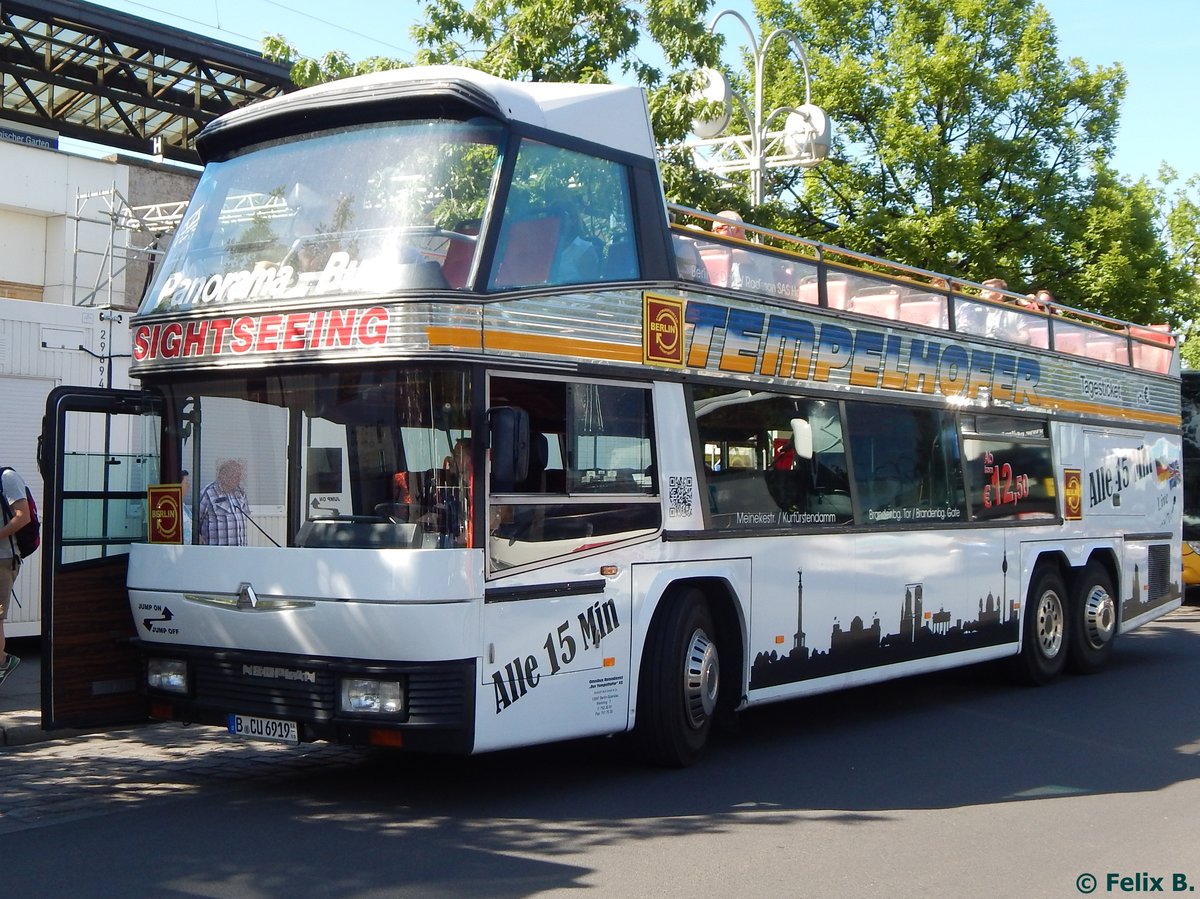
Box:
262;34;407;86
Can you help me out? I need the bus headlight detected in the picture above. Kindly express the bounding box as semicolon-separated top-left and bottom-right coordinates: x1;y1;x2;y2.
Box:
147;658;189;694
339;678;404;715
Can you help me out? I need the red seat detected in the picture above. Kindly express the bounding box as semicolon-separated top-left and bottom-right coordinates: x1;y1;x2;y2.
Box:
493;216;561;287
849;289;901;319
699;246;731;286
1024;324;1049;349
1053;330;1086;356
897;297;947;328
825;278;849;310
1086;334;1127;365
441;232;477;288
1130;324;1175;373
794;279;820;306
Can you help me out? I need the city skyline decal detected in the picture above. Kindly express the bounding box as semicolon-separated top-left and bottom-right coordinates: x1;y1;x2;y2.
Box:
751;570;1020;689
752;545;1180;691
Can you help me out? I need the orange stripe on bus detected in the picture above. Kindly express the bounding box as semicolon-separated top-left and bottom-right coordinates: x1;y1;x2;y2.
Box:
426;326;482;349
484;330;642;362
1038;397;1179;427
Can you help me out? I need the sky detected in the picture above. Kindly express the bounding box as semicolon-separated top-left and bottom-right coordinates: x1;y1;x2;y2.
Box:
86;0;1200;183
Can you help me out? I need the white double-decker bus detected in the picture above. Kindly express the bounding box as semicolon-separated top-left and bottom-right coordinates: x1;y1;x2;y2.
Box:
38;66;1182;766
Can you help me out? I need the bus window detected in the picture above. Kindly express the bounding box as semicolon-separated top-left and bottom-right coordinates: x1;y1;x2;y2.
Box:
488;375;659;571
143;118;505;313
170;365;474;549
960;415;1055;521
843;402;966;525
693;387;852;530
489;140;638;290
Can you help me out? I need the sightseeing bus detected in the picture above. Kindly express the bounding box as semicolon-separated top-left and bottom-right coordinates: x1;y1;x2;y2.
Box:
38;66;1182;766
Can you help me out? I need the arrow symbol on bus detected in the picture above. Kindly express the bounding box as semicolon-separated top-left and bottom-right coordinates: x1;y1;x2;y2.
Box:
143;607;174;631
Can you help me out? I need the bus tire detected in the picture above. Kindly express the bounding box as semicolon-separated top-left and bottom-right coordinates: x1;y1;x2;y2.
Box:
635;590;719;767
1010;566;1069;686
1067;562;1117;674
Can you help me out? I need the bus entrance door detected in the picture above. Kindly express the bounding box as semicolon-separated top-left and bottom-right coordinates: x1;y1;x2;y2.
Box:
39;386;164;731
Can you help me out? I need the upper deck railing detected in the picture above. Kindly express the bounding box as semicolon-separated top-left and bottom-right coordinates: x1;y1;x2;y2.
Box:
669;205;1178;377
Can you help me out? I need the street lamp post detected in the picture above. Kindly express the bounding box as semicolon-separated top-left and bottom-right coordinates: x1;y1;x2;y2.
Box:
685;8;830;207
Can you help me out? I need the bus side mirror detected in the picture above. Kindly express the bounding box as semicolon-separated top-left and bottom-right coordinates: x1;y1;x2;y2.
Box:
489;406;530;490
790;418;814;460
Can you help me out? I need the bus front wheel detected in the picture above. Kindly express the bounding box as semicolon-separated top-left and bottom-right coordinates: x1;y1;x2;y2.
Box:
635;591;719;767
1011;567;1069;686
1067;562;1117;674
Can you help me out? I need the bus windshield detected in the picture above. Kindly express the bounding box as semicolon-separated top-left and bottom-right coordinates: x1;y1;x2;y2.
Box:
166;364;473;549
142;117;505;314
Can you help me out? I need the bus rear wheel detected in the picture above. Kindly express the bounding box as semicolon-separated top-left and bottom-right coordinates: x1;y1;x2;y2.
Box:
1067;562;1117;674
635;590;719;767
1010;567;1068;686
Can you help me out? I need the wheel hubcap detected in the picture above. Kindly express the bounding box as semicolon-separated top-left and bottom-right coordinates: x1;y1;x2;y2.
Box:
684;628;719;729
1083;585;1116;649
1036;590;1064;659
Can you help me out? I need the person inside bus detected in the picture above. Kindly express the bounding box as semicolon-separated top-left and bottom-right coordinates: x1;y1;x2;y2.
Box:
551;204;601;284
1033;288;1058;314
197;459;249;546
974;278;1032;344
440;439;473;547
712;210;767;292
673;224;710;284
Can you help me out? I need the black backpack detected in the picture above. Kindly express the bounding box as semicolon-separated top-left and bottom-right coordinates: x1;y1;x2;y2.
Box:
0;467;40;559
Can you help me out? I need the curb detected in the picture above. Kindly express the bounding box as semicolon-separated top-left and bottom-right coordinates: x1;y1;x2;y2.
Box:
0;720;125;747
0;722;50;747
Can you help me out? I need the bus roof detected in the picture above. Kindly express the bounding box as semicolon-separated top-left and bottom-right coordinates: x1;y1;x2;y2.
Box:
196;65;657;161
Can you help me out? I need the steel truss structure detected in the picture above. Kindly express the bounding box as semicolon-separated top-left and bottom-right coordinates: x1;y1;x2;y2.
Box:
0;0;291;162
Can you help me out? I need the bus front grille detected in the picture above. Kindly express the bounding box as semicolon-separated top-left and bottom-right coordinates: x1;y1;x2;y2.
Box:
175;650;474;726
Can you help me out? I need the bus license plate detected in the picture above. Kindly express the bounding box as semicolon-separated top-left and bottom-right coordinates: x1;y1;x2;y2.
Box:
228;713;299;744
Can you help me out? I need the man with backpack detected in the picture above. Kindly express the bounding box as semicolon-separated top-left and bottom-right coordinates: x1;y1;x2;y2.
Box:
0;465;31;685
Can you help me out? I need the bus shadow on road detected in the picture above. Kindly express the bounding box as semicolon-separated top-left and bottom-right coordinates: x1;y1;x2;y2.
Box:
305;606;1200;819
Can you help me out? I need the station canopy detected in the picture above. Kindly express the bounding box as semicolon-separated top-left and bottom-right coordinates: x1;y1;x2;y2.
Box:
0;0;292;163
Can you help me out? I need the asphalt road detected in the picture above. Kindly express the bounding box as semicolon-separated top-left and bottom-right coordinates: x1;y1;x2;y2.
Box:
2;605;1199;898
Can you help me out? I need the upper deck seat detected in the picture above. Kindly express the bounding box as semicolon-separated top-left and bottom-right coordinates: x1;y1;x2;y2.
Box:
1130;324;1175;373
825;276;849;310
897;297;948;329
441;221;479;288
1086;333;1128;365
1052;330;1087;357
492;215;561;287
699;246;731;287
793;276;820;306
848;289;901;319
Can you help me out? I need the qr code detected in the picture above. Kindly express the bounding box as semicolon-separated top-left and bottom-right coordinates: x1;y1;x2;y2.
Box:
668;475;693;518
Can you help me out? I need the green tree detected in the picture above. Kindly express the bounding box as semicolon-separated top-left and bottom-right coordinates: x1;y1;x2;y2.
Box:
262;35;409;86
1157;168;1200;365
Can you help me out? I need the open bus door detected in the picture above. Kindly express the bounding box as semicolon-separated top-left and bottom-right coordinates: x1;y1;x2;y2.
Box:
39;385;164;731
